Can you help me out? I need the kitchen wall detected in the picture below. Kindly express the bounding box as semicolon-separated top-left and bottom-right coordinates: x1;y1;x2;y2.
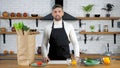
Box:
0;0;120;54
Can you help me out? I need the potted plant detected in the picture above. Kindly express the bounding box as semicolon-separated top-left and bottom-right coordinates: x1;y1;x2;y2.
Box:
90;25;95;32
102;3;114;17
82;4;94;17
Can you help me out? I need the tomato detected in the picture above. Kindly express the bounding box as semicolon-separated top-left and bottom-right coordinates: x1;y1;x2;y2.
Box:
36;61;42;65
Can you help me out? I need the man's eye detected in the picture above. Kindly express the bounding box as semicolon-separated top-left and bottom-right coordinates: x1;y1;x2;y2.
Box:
54;11;57;13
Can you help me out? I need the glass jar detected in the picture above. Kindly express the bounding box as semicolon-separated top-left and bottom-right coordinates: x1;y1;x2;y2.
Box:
103;25;108;32
81;23;86;32
37;47;41;55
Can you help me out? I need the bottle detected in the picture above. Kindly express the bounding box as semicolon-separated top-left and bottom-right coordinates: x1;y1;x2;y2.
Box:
98;24;101;32
81;23;86;32
37;47;41;55
105;43;111;56
103;25;108;32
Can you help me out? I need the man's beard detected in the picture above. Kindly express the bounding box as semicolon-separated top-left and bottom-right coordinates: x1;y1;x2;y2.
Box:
54;15;62;21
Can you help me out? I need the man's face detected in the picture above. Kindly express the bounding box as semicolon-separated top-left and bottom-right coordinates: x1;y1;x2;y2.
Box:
52;7;64;21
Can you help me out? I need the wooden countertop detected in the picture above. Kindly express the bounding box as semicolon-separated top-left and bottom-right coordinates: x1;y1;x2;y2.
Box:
0;54;120;68
0;60;120;68
1;53;120;59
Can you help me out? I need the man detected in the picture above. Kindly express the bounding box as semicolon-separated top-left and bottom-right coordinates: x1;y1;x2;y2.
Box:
41;4;79;62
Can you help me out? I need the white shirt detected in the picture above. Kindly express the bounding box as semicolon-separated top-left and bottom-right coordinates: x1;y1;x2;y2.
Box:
41;19;79;58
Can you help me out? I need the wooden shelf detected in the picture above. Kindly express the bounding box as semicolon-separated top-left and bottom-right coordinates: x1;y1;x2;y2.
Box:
0;31;40;34
76;17;120;20
80;32;120;44
0;16;43;27
2;17;120;20
0;31;40;44
80;32;120;34
0;16;43;19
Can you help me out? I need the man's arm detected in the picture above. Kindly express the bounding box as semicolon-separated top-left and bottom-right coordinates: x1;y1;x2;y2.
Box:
69;25;80;58
41;28;49;58
41;28;50;62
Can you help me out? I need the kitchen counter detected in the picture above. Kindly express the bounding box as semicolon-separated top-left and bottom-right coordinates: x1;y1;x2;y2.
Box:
1;53;120;59
0;60;120;68
0;54;120;68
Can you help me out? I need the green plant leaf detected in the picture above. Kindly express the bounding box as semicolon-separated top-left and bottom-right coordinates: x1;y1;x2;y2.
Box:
82;4;94;13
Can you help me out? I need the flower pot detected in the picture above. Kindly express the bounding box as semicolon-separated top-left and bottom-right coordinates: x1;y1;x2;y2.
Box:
86;14;90;17
0;27;6;32
16;12;22;17
10;12;15;17
2;11;9;17
94;14;100;17
106;14;110;17
23;12;28;17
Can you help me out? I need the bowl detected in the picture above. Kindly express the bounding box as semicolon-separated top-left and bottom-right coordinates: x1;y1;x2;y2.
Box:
30;29;37;32
0;27;6;32
31;14;38;17
83;60;100;66
94;14;100;17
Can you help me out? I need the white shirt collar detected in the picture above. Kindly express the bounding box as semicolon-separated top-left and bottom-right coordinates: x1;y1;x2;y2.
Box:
53;19;62;25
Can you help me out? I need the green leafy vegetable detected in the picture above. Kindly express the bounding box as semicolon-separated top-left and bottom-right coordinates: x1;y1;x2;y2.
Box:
86;58;92;63
22;25;30;31
13;22;29;31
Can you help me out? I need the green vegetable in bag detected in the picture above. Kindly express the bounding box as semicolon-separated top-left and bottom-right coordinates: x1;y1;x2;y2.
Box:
13;22;24;30
22;25;30;31
13;22;29;31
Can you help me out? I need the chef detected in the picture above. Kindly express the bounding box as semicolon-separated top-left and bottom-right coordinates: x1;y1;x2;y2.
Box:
41;4;79;62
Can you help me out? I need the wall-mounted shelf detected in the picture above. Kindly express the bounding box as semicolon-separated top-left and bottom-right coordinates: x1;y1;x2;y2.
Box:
76;17;120;20
0;16;42;19
80;32;120;44
0;31;40;34
0;16;43;27
76;17;120;28
0;31;40;44
80;32;120;34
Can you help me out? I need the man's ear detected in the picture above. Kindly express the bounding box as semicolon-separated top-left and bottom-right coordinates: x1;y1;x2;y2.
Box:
62;11;64;16
52;11;54;17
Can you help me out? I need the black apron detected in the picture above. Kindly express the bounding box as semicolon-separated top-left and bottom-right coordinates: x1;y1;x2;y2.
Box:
48;22;71;60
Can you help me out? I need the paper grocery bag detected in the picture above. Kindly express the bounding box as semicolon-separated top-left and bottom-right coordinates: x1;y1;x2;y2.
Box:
17;35;35;66
27;35;35;64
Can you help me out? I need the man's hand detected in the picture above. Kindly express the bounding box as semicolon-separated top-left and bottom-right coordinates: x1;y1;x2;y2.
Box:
75;57;80;63
42;56;50;63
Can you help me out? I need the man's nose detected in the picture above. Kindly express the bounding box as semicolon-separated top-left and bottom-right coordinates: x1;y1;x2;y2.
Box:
56;12;60;15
